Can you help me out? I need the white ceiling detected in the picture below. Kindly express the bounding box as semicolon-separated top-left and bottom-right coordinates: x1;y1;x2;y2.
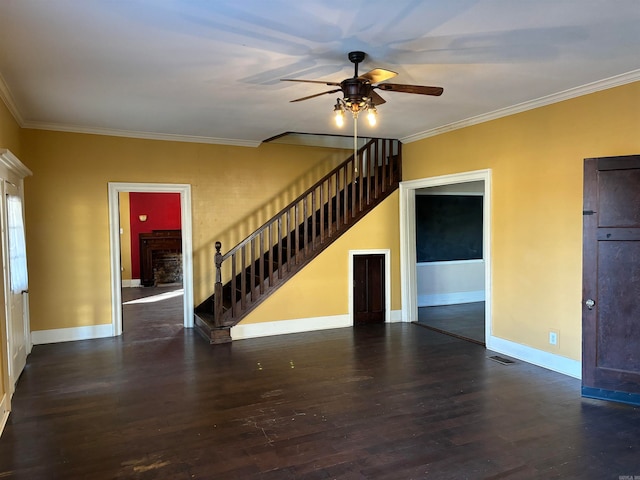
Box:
1;1;639;147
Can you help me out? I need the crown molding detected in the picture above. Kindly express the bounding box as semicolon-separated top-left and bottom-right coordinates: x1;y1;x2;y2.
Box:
0;73;25;127
4;66;638;148
22;121;261;148
402;69;640;144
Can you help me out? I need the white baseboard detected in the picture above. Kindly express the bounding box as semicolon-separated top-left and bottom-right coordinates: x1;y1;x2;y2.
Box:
0;393;9;437
232;310;404;340
486;335;581;379
418;290;485;307
122;279;141;288
31;324;114;345
232;314;351;340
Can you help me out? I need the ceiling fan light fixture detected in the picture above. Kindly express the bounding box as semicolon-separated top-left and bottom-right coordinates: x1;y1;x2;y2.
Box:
367;106;377;126
334;100;345;127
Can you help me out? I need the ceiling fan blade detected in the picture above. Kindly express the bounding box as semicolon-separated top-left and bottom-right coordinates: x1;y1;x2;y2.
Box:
360;68;397;84
281;78;341;87
290;89;342;103
376;83;444;96
370;90;386;106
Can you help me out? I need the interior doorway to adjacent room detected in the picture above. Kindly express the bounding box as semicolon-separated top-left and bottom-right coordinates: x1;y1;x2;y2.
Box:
119;191;184;338
107;183;194;337
399;170;491;346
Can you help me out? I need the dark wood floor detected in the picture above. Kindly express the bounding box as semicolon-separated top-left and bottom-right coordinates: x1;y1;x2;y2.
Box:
1;289;639;479
416;302;485;345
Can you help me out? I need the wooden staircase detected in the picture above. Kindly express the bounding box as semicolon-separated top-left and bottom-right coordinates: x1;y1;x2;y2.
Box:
194;138;401;343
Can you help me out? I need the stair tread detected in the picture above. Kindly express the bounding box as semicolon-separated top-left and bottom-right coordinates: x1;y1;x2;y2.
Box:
194;311;235;328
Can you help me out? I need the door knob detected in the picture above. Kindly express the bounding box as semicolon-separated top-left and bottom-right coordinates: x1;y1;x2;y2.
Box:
585;298;595;310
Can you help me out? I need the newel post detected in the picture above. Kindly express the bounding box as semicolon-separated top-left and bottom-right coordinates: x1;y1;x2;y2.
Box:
213;241;223;325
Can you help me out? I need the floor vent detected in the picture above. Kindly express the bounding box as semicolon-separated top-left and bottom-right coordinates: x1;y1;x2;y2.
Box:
488;355;516;365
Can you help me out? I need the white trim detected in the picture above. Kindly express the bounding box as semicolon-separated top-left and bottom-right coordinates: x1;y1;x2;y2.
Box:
0;74;24;127
402;69;640;144
418;290;485;307
31;324;114;344
0;393;9;437
487;335;581;379
348;249;392;324
108;183;194;336
0;149;32;181
399;169;492;347
122;279;141;288
23;122;261;148
232;314;351;340
389;309;403;323
417;259;484;267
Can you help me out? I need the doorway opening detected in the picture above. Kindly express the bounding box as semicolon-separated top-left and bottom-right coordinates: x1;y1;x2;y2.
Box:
108;183;194;337
399;170;491;345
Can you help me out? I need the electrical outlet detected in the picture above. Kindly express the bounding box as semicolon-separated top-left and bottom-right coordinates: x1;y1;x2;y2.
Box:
549;331;558;346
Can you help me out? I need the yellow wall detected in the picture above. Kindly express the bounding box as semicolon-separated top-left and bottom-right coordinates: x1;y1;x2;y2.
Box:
0;100;21;157
241;190;401;323
403;81;640;361
20;130;348;331
118;192;132;281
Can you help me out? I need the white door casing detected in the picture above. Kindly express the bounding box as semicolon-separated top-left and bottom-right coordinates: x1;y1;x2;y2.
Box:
0;149;32;398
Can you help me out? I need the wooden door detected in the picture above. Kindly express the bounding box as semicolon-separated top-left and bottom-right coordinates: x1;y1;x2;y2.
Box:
353;254;385;325
582;155;640;405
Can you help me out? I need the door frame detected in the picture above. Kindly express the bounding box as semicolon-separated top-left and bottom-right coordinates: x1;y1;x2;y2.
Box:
0;149;32;424
108;182;194;336
399;169;492;344
349;249;391;324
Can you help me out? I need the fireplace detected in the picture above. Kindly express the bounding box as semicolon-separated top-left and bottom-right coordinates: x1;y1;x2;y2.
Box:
139;229;182;287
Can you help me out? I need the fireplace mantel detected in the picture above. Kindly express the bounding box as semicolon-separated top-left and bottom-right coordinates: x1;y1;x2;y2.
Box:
139;229;182;287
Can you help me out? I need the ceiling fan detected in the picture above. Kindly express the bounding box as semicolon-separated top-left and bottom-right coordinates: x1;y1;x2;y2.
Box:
281;51;443;126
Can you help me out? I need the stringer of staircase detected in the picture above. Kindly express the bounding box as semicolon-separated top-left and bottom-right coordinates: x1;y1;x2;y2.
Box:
195;138;401;343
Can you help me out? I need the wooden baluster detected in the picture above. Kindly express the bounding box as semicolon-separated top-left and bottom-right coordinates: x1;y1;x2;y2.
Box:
311;188;317;249
240;245;246;310
231;251;237;318
277;216;283;278
327;174;333;237
286;208;291;269
294;203;300;263
343;164;349;225
213;241;223;326
371;140;377;202
259;231;265;295
303;195;309;256
334;171;340;232
268;224;274;286
250;238;256;302
319;182;325;243
381;139;387;192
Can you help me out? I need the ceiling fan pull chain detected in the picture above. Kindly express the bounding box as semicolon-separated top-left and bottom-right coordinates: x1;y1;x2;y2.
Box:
353;115;358;176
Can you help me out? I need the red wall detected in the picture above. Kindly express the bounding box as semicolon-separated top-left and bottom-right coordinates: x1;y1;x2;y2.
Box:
129;192;181;279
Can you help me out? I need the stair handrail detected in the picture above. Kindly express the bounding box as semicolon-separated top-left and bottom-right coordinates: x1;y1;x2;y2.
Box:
220;138;376;260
